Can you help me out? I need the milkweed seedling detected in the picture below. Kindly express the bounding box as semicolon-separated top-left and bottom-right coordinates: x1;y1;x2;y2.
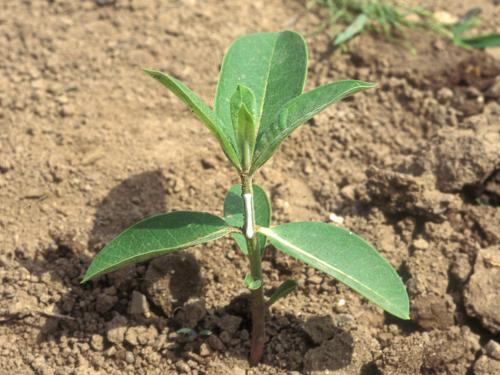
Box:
82;31;410;366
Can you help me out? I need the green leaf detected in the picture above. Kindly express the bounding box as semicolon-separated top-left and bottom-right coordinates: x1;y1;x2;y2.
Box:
82;211;234;283
231;86;258;171
259;223;409;319
215;31;307;141
461;33;500;49
244;273;263;290
450;7;481;37
224;184;271;256
334;14;368;46
251;80;375;173
230;85;257;124
266;279;298;308
143;69;241;170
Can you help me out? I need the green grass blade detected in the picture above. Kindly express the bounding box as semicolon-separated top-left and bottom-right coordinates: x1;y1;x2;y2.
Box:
334;14;367;46
82;211;234;282
461;33;500;48
224;183;271;256
144;69;241;170
259;223;409;319
251;80;375;173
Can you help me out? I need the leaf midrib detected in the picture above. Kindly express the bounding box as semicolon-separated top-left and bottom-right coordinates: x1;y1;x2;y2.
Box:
259;226;406;315
257;34;279;129
253;81;372;167
83;226;236;282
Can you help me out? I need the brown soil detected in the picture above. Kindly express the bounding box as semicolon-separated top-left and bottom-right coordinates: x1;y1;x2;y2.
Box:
1;1;499;374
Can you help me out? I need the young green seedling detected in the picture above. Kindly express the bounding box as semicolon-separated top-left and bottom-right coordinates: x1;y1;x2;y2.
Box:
82;31;409;366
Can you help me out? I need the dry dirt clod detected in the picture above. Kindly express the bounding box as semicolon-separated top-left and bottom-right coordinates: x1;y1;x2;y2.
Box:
216;314;242;335
90;334;104;352
125;325;158;346
411;294;456;331
144;253;202;317
486;76;500;99
303;330;374;375
207;335;225;351
95;292;118;314
464;246;500;334
173;297;207;329
485;340;500;360
175;360;191;373
303;315;336;345
473;354;500;375
106;314;128;345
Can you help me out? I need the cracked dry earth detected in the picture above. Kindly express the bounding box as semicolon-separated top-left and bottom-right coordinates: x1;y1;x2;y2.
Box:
0;0;499;374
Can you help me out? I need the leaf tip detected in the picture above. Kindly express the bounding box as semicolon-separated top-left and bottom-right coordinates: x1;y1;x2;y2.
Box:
392;295;410;320
143;68;158;77
80;275;90;285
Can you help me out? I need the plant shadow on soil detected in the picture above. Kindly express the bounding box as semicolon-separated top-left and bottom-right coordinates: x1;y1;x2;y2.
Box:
18;170;169;337
16;170;361;373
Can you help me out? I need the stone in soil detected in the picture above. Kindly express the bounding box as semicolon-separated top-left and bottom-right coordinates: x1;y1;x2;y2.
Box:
128;290;151;318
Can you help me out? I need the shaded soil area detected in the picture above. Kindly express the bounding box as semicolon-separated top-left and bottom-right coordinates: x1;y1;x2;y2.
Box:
0;0;499;374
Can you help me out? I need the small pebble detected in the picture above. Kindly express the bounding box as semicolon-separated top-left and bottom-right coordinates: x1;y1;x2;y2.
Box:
125;351;134;364
329;213;344;225
199;343;211;357
413;238;429;250
175;360;191;373
485;340;500;360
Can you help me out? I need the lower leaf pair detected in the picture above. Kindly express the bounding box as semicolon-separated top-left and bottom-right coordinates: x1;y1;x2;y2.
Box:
82;183;409;320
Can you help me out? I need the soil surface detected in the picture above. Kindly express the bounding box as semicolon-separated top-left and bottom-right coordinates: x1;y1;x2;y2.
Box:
1;0;499;374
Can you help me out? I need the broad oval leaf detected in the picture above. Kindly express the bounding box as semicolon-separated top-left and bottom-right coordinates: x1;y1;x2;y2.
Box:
251;80;375;173
82;211;234;283
215;31;307;139
144;69;241;170
224;184;271;256
259;222;409;319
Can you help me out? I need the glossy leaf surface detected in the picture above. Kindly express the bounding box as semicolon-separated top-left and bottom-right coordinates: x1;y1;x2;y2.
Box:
224;184;271;255
266;279;298;307
215;31;307;141
259;222;409;319
252;80;375;173
82;212;234;282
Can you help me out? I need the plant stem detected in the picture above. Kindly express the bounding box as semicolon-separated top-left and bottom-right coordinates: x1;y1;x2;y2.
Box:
241;173;266;366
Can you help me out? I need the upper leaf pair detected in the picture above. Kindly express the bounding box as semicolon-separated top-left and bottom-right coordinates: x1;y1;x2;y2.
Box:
145;31;375;174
